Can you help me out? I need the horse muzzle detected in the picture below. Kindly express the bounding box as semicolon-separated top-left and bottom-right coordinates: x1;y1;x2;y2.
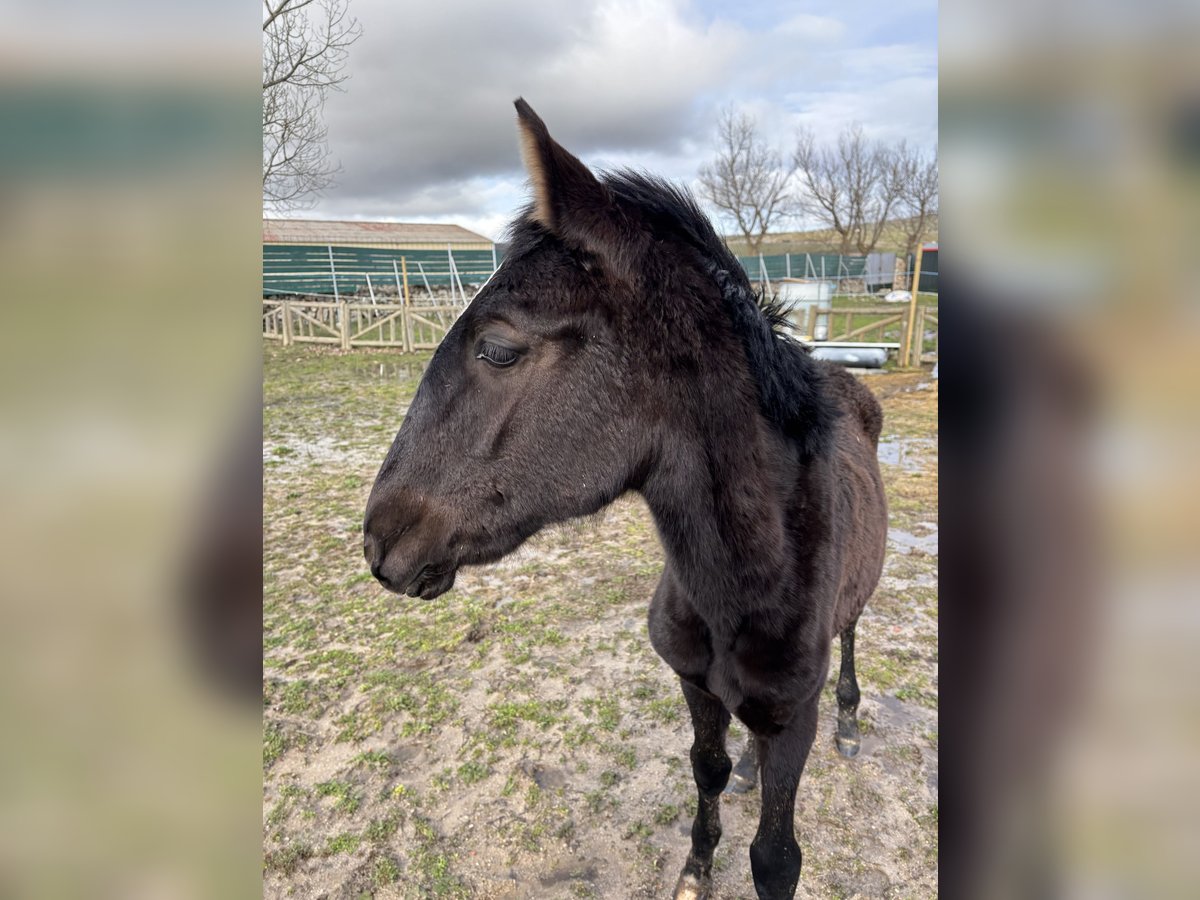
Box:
363;488;458;600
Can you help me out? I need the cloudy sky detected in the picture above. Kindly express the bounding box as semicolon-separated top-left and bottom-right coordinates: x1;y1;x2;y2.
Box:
308;0;937;241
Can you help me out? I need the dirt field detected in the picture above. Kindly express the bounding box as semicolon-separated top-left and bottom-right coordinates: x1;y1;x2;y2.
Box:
263;344;938;899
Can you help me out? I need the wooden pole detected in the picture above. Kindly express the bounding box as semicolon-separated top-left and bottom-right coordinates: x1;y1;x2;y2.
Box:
282;300;292;346
328;245;339;302
915;304;926;365
401;256;413;353
904;245;925;367
339;300;350;350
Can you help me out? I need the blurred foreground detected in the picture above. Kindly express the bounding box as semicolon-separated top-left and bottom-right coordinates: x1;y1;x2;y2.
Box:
943;2;1200;897
0;7;263;897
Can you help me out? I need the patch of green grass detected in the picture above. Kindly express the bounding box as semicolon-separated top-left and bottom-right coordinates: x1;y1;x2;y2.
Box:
581;696;621;731
264;723;286;768
584;789;614;813
314;780;361;815
643;697;682;724
353;749;393;771
276;678;327;716
607;744;637;769
653;803;681;826
374;854;402;885
266;799;289;828
409;814;467;897
365;813;401;843
334;709;382;743
431;767;455;792
458;761;489;785
488;699;565;742
624;820;653;840
525;783;543;808
264;841;313;874
562;724;596;748
361;669;460;737
324;831;360;855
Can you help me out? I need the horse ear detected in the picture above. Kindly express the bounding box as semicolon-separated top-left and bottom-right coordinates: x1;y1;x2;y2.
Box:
514;98;640;280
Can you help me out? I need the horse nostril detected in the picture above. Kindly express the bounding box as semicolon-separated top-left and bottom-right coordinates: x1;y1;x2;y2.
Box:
363;533;380;568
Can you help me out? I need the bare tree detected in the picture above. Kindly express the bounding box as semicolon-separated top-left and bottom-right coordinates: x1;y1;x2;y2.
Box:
894;144;939;263
697;109;794;257
263;0;362;212
793;124;905;256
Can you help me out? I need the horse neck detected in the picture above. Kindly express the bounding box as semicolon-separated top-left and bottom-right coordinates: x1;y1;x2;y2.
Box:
639;409;795;614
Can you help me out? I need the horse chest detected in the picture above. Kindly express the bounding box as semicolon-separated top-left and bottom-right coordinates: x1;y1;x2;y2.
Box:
649;583;824;731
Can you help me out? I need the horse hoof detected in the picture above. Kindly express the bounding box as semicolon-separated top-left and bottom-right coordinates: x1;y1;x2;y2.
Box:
835;734;861;758
673;871;712;900
724;771;756;794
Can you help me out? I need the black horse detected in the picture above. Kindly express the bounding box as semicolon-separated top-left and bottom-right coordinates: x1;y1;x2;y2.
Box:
364;100;887;900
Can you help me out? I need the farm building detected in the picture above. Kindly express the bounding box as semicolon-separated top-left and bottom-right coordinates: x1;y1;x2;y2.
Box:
263;218;496;298
915;243;938;293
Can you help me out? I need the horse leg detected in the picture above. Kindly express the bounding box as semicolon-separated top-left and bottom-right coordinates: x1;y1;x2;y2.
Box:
672;680;732;900
835;620;862;758
726;737;758;794
749;697;819;900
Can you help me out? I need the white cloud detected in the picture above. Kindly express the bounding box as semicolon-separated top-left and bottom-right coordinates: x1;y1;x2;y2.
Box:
302;0;936;232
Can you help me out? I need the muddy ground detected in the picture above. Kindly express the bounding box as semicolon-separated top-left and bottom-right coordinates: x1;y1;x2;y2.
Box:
263;345;938;899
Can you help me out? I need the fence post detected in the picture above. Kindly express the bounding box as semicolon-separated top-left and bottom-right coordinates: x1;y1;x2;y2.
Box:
401;256;412;353
282;299;292;346
914;304;926;365
328;245;339;302
903;245;925;367
339;300;350;350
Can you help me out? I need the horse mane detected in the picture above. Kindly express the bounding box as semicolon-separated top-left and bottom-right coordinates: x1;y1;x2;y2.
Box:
602;170;840;459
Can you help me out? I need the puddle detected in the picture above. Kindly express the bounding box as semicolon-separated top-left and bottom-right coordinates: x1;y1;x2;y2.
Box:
877;437;935;472
857;693;937;772
888;527;938;556
875;694;926;732
876;696;939;795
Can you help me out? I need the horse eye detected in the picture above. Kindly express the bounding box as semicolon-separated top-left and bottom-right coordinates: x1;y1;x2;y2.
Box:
476;341;519;368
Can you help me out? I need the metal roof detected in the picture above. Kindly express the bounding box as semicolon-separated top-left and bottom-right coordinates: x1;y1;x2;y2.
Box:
263;218;492;246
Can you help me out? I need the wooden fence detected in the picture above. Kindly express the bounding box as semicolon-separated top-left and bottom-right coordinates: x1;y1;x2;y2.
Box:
263;299;463;351
790;304;938;366
264;298;938;365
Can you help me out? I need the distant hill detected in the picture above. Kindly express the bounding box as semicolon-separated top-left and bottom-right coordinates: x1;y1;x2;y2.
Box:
722;214;938;258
